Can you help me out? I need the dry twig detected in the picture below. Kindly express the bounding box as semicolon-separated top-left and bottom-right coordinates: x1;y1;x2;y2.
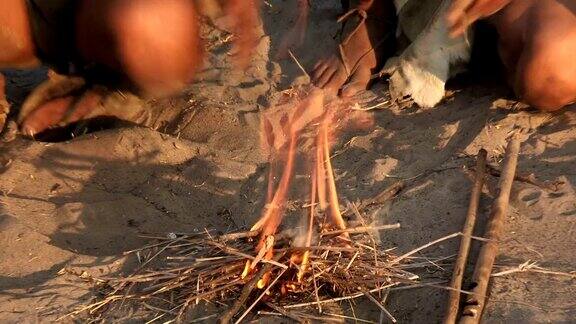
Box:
444;149;487;324
460;137;521;324
68;224;420;323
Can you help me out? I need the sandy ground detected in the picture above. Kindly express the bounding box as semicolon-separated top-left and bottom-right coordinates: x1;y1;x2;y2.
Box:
1;1;576;323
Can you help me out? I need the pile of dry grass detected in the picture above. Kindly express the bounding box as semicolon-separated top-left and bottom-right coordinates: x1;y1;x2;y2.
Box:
62;221;448;323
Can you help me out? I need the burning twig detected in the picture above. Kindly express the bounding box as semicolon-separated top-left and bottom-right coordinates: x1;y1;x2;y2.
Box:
235;268;289;324
71;85;422;322
296;163;317;282
68;222;416;322
460;136;521;324
322;123;348;235
444;149;487;324
221;254;281;324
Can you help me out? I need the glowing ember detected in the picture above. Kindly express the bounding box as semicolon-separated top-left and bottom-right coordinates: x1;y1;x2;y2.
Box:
244;85;374;285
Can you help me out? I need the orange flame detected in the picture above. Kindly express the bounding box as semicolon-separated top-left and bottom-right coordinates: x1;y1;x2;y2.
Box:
245;85;374;286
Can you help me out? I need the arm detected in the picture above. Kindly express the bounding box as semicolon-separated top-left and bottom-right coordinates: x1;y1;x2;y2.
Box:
276;0;310;59
447;0;512;37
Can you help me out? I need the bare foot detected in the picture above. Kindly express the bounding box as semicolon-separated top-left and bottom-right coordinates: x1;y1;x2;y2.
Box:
17;75;107;137
311;0;396;97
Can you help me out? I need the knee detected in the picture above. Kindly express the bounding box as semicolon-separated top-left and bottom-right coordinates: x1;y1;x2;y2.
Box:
77;0;202;96
516;77;575;112
0;0;39;68
514;40;576;112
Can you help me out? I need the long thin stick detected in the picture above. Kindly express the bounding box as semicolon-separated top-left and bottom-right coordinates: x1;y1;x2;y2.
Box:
220;253;283;324
288;49;311;80
459;137;521;324
284;282;400;309
322;223;401;237
361;290;397;323
316;134;328;210
264;303;308;323
389;232;462;265
358;180;405;210
322;124;347;231
298;165;317;282
444;149;487;324
235;268;288;324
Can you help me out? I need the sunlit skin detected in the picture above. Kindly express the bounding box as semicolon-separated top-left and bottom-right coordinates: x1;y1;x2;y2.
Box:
448;0;576;111
4;0;571;129
310;0;397;98
308;0;576;111
0;0;202;92
1;0;573;289
0;0;260;136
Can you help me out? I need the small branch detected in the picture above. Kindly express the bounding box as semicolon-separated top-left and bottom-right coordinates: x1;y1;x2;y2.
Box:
311;265;322;313
378;290;391;324
460;137;521;324
264;303;309;324
284;282;400;309
220;253;284;324
217;230;260;241
205;240;288;269
491;261;576;279
361;289;397;323
280;246;359;253
321;223;401;237
235;268;288;324
358;180;405;210
390;232;463;265
485;164;560;192
444;149;487;324
288;49;311;80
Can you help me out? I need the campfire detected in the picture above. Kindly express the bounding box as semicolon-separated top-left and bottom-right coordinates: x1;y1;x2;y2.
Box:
66;86;426;323
245;85;375;288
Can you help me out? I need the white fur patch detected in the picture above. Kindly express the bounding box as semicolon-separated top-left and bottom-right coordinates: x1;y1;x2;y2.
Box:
387;0;472;108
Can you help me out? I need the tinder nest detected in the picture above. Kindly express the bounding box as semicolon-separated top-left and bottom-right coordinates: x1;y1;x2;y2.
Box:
65;222;429;323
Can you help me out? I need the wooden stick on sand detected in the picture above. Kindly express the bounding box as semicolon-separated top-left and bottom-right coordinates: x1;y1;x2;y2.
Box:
459;137;521;324
444;149;487;324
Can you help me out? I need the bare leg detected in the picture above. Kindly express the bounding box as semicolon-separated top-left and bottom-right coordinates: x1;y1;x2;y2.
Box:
19;0;205;136
490;0;576;111
0;0;39;68
75;0;202;97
